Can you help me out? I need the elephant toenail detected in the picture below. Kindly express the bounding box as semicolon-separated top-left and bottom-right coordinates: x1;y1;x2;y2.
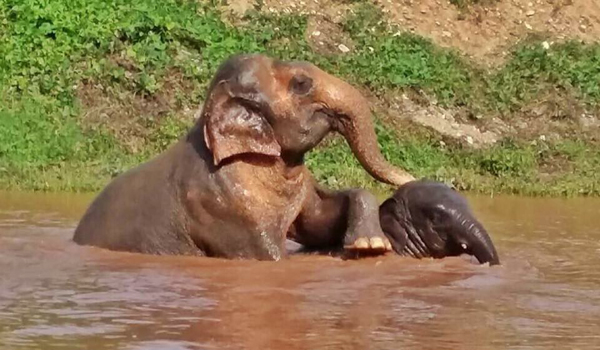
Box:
370;237;385;249
354;238;369;249
385;240;392;251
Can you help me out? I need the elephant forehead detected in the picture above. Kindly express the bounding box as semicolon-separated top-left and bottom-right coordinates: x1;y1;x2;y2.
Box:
238;60;274;89
265;70;297;112
273;62;313;85
238;67;258;86
434;203;455;215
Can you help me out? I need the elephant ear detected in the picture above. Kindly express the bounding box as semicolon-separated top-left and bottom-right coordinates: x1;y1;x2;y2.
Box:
204;98;281;166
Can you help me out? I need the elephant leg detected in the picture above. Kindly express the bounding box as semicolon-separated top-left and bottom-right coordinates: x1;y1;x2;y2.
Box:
290;182;392;256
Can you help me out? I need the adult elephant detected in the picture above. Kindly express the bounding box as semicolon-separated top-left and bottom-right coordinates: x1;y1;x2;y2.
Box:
378;180;500;265
73;53;415;260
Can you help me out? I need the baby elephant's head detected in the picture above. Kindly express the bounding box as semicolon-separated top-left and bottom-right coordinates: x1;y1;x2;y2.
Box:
379;180;500;265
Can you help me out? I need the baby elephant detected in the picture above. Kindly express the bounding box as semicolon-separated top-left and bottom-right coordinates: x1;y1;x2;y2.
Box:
379;180;500;265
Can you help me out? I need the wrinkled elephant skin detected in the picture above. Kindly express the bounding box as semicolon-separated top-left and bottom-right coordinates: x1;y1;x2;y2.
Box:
73;54;415;260
379;180;500;265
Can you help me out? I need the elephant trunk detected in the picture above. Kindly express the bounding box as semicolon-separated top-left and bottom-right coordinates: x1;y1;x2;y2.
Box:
458;217;500;265
312;68;415;186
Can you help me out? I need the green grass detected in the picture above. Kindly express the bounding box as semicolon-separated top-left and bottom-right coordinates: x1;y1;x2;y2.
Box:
1;0;599;196
337;3;600;113
307;123;600;197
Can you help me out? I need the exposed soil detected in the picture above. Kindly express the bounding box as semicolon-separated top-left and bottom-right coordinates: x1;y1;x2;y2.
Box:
77;60;198;153
80;0;598;150
219;0;600;147
378;0;599;65
374;90;503;148
252;0;600;66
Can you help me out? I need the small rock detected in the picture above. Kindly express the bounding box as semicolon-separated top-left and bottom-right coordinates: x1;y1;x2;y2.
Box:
580;24;587;31
312;31;320;36
338;44;350;53
542;41;550;49
525;23;533;30
526;10;535;16
465;136;474;145
442;30;452;38
539;135;546;141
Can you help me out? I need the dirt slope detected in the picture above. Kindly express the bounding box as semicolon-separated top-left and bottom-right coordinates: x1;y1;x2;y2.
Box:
247;0;600;66
375;0;600;65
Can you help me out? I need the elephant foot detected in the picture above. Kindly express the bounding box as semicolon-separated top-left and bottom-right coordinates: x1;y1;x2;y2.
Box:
343;235;393;258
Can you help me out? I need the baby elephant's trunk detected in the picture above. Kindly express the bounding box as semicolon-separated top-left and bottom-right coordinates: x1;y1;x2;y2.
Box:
456;216;500;265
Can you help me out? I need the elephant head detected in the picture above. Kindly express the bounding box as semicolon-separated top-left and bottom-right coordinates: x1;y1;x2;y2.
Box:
379;180;500;265
198;53;414;186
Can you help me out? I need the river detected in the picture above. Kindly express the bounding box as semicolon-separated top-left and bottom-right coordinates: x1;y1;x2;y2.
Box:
1;190;599;349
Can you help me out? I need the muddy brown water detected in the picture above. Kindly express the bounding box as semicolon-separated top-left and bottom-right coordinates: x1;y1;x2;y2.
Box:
1;190;600;350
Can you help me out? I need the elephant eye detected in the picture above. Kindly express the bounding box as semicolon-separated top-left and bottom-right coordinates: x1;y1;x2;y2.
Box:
289;74;313;95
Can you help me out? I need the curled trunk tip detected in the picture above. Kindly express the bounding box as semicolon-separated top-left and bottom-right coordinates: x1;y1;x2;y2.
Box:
310;65;415;186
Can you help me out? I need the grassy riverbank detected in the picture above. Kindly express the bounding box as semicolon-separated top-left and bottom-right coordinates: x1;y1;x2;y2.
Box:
1;0;598;195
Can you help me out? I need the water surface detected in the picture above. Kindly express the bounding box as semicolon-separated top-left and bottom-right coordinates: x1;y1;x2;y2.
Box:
1;190;599;349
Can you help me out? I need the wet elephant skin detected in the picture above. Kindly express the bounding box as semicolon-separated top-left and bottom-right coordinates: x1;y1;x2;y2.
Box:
379;180;500;265
73;54;416;260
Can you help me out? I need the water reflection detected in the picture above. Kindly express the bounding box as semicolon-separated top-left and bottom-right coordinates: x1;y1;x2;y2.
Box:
1;191;600;349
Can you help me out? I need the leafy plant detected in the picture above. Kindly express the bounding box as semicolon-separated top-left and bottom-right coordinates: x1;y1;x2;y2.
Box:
0;0;598;196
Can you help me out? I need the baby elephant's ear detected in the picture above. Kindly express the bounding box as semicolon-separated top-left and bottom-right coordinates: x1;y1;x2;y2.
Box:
204;98;281;165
